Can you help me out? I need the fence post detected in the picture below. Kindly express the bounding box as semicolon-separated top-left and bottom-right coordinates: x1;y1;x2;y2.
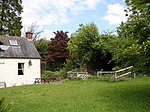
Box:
133;72;136;78
97;71;100;77
86;72;88;77
114;72;117;78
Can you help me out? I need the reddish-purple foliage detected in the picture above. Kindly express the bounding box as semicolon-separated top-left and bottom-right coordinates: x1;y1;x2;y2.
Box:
46;31;69;68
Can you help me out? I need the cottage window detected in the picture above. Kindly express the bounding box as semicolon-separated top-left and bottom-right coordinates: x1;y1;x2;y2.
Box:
9;40;18;46
18;63;24;75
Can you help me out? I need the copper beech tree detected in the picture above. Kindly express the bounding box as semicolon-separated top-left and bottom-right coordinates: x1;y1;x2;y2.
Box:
46;31;69;70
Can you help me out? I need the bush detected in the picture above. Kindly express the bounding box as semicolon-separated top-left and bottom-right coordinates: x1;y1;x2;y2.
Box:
64;59;79;72
42;69;67;81
43;70;67;77
42;71;55;78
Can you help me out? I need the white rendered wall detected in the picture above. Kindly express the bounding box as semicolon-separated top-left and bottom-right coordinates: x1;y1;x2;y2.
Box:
0;58;41;87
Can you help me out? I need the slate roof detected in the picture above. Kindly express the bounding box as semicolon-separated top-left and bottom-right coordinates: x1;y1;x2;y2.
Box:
0;36;41;59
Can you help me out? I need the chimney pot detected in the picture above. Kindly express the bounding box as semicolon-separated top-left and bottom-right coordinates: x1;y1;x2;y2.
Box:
25;31;33;40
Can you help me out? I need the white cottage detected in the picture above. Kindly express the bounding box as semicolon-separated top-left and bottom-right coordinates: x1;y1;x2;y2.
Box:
0;32;41;87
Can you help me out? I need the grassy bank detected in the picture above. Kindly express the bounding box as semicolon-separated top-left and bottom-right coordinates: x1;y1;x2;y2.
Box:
0;77;150;112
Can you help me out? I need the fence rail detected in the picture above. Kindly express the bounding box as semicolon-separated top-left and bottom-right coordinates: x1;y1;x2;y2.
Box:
115;66;133;73
115;71;132;79
97;66;135;79
97;71;114;77
67;71;88;80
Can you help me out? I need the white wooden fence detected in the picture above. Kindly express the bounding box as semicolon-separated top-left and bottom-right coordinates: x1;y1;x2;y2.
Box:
97;66;135;79
67;71;88;80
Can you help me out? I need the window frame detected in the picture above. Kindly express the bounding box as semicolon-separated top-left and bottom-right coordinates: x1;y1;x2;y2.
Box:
9;40;18;46
18;63;24;75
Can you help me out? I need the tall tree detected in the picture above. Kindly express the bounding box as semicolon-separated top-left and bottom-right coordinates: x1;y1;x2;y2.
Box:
118;0;150;43
34;38;49;71
46;31;69;71
68;23;114;71
34;38;49;60
116;0;150;73
0;0;23;36
68;23;99;71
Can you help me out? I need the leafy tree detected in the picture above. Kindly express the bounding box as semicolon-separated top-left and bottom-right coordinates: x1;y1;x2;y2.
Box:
34;38;49;60
0;0;23;36
93;33;116;71
118;0;150;42
68;23;115;71
34;38;49;71
68;23;99;71
107;36;132;69
46;31;69;71
116;0;150;73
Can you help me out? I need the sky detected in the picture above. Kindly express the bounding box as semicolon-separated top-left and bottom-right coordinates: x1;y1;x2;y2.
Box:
21;0;127;39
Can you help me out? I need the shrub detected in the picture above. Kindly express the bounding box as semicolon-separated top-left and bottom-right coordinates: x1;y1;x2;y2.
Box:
42;71;55;78
42;70;66;77
42;69;67;81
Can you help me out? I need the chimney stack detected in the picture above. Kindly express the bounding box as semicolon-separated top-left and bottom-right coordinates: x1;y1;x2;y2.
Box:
25;27;33;40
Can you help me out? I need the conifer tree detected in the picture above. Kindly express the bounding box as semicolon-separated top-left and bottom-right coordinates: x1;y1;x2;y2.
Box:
0;0;23;36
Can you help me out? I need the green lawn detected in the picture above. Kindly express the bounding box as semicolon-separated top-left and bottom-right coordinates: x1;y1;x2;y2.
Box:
0;77;150;112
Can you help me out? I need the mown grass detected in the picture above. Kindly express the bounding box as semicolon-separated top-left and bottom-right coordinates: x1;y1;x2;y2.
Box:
0;77;150;112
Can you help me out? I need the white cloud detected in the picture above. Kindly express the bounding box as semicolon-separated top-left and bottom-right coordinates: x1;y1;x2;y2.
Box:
22;0;102;26
85;0;102;9
21;0;102;38
41;29;55;39
102;3;127;25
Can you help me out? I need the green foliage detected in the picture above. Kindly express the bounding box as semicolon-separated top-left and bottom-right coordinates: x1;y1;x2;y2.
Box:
34;38;49;71
34;38;49;60
116;0;150;73
68;23;99;67
112;66;121;71
92;33;117;70
0;0;23;36
68;23;115;71
0;97;10;112
107;37;133;68
63;59;79;72
42;69;66;78
42;71;55;78
42;69;67;81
